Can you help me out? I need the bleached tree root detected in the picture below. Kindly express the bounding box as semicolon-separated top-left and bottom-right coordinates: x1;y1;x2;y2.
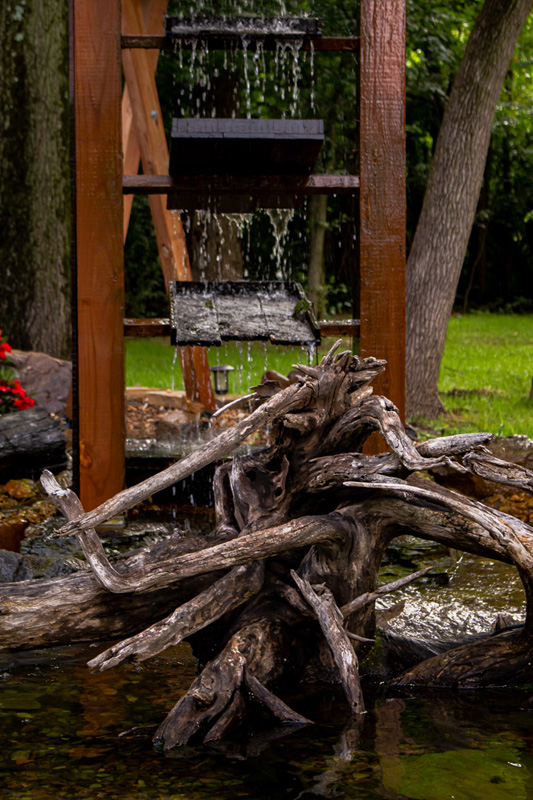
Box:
154;611;311;750
2;339;526;748
291;570;364;714
88;562;265;671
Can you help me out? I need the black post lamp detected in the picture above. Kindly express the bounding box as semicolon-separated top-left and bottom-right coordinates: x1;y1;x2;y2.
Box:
209;365;235;396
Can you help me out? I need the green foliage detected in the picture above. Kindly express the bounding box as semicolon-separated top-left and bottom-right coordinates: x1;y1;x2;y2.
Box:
405;0;481;243
458;17;533;308
124;196;168;318
406;1;533;307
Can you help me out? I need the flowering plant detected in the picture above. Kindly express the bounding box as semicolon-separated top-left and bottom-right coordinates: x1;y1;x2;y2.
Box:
0;329;34;414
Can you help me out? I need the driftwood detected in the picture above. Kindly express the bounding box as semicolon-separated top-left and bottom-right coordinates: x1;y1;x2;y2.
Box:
0;406;67;478
2;340;533;751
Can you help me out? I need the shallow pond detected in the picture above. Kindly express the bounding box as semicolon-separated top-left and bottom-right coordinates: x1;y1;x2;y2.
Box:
1;521;532;799
1;641;533;800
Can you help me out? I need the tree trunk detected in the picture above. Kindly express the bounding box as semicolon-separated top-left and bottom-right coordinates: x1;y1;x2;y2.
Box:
0;0;70;358
406;0;533;417
308;194;328;317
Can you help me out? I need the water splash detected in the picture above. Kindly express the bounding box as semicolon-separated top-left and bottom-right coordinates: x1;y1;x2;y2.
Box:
309;41;315;113
171;345;179;391
242;37;252;118
247;340;253;388
266;209;295;279
288;40;302;117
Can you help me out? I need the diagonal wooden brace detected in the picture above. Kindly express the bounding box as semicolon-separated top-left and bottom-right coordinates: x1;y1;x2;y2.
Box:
122;0;216;410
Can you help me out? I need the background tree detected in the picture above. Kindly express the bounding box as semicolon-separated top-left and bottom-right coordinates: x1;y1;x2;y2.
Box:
406;0;533;418
0;0;70;358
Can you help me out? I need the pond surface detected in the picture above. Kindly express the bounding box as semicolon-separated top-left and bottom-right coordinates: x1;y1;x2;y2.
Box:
1;519;532;799
0;641;532;800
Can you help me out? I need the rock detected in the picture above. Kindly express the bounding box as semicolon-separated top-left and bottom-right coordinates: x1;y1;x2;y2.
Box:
0;406;67;478
155;409;197;439
0;550;33;582
10;349;71;415
146;390;188;410
125;387;161;401
488;435;533;470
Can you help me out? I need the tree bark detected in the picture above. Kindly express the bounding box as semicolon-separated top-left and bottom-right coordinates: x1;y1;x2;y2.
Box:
308;194;328;317
0;407;67;478
0;0;70;358
406;0;533;417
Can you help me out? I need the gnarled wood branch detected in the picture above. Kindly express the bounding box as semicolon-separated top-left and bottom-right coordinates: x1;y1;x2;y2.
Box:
88;562;264;671
463;451;533;494
291;570;364;715
340;566;433;619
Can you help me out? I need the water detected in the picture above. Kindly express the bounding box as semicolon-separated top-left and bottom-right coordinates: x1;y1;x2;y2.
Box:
1;643;532;799
266;208;295;279
379;535;526;642
2;521;532;798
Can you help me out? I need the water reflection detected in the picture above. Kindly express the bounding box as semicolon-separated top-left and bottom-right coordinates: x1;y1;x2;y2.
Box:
1;642;532;799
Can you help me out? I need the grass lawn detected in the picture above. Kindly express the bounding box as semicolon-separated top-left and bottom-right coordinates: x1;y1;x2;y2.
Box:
125;337;347;396
125;312;533;439
433;312;533;439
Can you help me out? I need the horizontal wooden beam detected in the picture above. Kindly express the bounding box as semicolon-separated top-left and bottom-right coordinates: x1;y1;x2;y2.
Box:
121;34;359;52
318;320;360;338
124;318;360;339
124;318;171;337
123;174;359;195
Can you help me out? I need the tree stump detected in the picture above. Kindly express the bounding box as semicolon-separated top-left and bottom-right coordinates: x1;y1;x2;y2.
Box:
2;341;533;751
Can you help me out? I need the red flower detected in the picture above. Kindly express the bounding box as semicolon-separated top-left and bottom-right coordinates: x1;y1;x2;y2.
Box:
0;342;11;360
0;332;32;414
14;395;34;410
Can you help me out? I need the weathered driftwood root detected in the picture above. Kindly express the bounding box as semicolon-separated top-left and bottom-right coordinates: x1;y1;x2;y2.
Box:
340;566;433;619
88;562;265;671
154;611;312;750
20;339;533;747
394;627;533;688
291;570;364;715
0;556;222;651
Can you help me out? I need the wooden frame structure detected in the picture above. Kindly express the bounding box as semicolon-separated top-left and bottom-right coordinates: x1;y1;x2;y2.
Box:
72;0;405;509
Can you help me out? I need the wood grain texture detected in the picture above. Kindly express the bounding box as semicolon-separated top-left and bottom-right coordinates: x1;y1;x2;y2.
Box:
75;0;125;510
7;349;533;745
359;0;406;428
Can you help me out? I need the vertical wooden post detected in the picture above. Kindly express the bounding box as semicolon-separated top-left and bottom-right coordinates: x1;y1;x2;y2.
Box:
74;0;125;510
359;0;406;424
